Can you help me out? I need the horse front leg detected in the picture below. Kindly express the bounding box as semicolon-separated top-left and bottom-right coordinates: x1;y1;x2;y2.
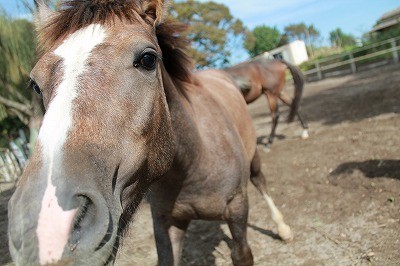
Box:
151;211;189;266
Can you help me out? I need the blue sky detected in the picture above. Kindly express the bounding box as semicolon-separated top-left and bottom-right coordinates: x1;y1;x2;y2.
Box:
1;0;399;63
203;0;399;41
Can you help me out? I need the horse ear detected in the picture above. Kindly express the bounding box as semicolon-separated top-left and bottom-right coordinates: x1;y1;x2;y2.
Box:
34;0;53;29
141;0;169;26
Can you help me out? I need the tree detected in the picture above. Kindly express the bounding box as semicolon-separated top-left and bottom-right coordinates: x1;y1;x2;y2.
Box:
284;23;320;44
329;28;357;48
284;23;320;58
0;9;44;150
170;0;246;68
245;25;283;57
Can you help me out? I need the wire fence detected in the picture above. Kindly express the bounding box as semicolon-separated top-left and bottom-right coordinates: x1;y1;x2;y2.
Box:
0;130;29;183
303;37;400;81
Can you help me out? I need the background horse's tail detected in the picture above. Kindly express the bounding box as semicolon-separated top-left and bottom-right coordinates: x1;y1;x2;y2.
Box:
281;60;304;122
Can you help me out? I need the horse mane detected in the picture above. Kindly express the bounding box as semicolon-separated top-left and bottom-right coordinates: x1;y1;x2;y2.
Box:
38;0;193;94
156;19;193;92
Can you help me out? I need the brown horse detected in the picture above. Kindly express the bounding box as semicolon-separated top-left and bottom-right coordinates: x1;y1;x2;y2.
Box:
8;1;292;265
225;59;309;149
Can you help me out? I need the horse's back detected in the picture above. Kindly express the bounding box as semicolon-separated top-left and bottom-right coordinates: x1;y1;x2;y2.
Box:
226;60;287;99
224;63;264;102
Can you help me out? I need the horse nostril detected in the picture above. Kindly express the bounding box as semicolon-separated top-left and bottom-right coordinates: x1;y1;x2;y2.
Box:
69;195;93;249
67;194;113;254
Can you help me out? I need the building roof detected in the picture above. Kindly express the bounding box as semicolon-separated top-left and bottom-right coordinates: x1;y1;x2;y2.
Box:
370;7;400;33
371;19;399;32
379;7;400;22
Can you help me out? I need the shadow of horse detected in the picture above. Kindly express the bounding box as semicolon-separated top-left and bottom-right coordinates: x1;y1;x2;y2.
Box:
257;135;285;145
0;185;15;265
329;159;400;180
181;221;232;265
181;220;283;265
246;223;281;241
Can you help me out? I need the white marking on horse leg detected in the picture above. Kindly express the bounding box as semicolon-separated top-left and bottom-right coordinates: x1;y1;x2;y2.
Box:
263;145;271;153
262;193;294;242
301;129;309;139
36;24;106;265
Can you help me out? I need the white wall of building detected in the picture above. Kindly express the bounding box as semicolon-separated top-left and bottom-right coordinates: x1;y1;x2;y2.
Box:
261;40;308;65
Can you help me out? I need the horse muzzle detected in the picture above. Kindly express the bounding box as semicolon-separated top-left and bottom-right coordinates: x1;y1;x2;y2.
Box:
8;175;119;266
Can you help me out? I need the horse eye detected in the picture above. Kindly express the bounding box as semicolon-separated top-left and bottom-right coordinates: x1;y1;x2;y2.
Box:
139;53;157;70
30;80;42;95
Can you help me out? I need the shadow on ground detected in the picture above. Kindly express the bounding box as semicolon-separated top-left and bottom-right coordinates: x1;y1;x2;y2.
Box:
181;220;282;265
301;67;400;125
329;159;400;180
256;135;286;145
247;223;281;240
181;220;232;265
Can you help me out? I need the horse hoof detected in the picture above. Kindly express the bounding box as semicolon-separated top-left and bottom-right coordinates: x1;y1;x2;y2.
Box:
301;129;309;140
263;145;271;153
278;224;294;243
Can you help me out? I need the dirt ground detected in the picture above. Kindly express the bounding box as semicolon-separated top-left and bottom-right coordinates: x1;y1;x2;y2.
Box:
1;65;399;265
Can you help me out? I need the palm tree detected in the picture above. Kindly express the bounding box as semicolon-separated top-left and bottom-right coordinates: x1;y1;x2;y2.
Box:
0;10;43;151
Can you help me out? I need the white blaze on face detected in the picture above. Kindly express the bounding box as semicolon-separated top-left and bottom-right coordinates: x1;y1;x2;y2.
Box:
36;24;106;265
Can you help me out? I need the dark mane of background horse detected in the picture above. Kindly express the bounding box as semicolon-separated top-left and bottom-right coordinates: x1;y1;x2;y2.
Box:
37;0;193;94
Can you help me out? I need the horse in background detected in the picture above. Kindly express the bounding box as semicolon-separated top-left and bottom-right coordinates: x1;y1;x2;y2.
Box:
8;1;293;265
225;58;309;149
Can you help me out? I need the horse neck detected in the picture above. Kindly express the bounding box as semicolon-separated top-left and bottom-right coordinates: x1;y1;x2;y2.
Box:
162;69;202;169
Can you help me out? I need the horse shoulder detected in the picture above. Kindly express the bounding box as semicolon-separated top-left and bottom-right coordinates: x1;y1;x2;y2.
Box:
192;69;256;162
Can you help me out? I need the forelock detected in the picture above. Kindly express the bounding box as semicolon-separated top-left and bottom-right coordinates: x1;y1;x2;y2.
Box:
37;0;145;52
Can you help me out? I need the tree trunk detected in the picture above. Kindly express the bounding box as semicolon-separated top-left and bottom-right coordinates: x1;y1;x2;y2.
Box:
28;93;44;154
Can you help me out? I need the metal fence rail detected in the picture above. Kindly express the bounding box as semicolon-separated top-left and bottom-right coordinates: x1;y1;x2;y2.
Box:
0;130;29;183
304;37;400;81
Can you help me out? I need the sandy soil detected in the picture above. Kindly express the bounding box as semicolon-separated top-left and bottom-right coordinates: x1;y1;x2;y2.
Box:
1;65;399;265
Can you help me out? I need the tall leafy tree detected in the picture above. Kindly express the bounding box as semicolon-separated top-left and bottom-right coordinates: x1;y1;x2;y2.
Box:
170;0;246;68
284;23;320;44
329;28;357;48
284;22;320;57
0;4;45;150
245;25;283;57
329;28;357;47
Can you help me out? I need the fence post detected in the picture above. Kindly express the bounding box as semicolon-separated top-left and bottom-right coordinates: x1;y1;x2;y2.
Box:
348;52;357;74
10;140;27;168
391;39;399;63
316;60;323;80
0;154;12;182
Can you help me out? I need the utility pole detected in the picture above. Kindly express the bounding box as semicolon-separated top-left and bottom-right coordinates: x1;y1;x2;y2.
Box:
335;30;342;48
305;27;314;59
